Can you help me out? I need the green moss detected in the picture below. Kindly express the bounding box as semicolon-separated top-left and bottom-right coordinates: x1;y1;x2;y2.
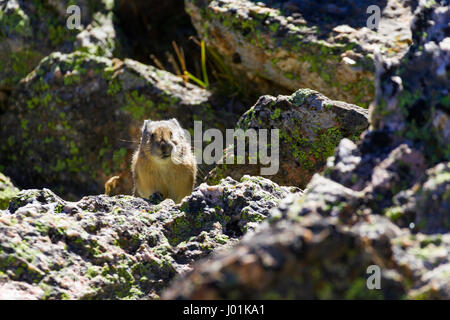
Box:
0;173;19;210
288;88;317;106
38;283;54;300
33;220;50;234
0;5;32;38
107;78;122;96
122;91;155;120
419;235;442;248
60;292;71;300
238;106;256;130
48;25;67;47
269;22;279;33
169;215;192;245
0;49;43;88
384;207;404;222
64;73;82;86
87;266;99;279
113;148;127;169
345;278;384;300
280;123;343;172
270;108;282;120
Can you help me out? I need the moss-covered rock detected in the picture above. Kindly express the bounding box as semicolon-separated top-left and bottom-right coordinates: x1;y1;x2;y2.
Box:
373;1;450;166
0;51;237;199
0;0;120;95
0;175;300;299
164;160;450;299
162;0;450;300
206;88;369;188
185;0;414;107
384;162;450;234
0;172;19;210
164;207;409;299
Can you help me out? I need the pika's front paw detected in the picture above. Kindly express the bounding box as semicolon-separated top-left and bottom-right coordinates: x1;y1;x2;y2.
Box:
148;192;164;204
104;176;121;196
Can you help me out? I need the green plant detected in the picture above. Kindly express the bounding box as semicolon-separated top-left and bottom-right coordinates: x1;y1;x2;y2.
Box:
151;37;248;100
184;40;209;88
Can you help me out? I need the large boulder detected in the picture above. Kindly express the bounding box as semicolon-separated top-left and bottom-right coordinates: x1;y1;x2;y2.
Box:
0;176;300;299
185;0;415;107
163;0;450;300
0;51;238;199
371;0;449;165
164;144;449;299
206;88;369;188
164;183;450;299
0;0;119;98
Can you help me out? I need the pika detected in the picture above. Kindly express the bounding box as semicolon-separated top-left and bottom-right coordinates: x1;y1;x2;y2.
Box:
131;119;196;203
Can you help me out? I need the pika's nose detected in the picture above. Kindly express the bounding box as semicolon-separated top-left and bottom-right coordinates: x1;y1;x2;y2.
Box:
161;142;173;156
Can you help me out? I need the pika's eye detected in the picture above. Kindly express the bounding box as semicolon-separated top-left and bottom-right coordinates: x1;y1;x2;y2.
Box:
150;133;155;140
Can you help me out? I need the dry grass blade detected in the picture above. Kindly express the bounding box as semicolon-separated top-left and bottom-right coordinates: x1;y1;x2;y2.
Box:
172;41;189;82
150;54;166;71
166;52;182;76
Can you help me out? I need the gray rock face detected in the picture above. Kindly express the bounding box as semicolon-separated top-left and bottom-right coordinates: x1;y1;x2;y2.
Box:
372;1;449;165
185;0;415;107
0;51;237;199
0;176;300;299
164;186;450;299
163;207;409;299
163;0;450;300
206;88;369;189
164;157;450;299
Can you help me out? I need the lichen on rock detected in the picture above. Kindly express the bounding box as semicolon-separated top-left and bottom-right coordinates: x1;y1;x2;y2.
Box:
0;51;236;199
185;0;415;107
0;0;120;95
206;88;369;188
162;0;450;300
0;172;19;210
0;175;299;299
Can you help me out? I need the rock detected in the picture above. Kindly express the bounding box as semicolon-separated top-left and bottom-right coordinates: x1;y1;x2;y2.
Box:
206;88;369;189
413;163;450;234
0;175;300;299
372;1;449;165
0;0;119;96
385;162;450;234
164;193;450;299
163;207;409;299
164;166;450;299
0;172;19;210
0;51;237;199
74;6;120;58
162;0;450;300
185;0;415;107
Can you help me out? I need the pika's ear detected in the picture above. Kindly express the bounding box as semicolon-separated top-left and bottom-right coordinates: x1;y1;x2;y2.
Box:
142;119;152;133
169;118;181;128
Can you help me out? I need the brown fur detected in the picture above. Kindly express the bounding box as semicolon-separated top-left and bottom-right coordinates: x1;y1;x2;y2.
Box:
131;119;196;203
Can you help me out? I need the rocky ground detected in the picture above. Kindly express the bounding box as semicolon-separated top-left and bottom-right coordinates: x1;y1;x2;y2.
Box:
0;0;448;300
0;176;299;299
